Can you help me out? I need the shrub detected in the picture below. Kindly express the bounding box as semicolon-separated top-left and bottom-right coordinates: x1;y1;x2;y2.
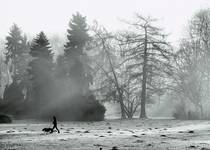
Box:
80;95;106;121
42;94;106;121
1;82;24;117
172;104;200;120
3;82;24;103
187;111;200;120
172;104;187;119
0;114;12;123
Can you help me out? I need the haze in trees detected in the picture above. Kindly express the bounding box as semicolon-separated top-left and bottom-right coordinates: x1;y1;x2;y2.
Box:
118;14;173;118
64;12;92;95
54;12;105;121
171;9;210;119
1;9;210;122
5;24;30;83
1;2;210;150
1;24;30;117
27;31;55;117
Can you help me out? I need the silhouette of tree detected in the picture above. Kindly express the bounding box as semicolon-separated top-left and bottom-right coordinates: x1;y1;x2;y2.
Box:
2;24;30;116
172;9;210;119
28;32;54;115
5;24;30;82
64;12;91;95
119;14;173;118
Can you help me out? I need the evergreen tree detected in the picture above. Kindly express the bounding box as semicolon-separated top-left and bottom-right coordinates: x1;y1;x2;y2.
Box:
55;55;66;78
3;24;30;117
5;24;30;82
28;32;54;114
53;13;106;121
64;12;90;50
64;12;91;95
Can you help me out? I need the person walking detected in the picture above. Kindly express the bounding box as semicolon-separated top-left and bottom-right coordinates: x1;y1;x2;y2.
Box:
52;116;60;133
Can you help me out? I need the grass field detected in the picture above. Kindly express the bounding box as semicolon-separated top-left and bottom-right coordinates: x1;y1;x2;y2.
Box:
1;119;210;150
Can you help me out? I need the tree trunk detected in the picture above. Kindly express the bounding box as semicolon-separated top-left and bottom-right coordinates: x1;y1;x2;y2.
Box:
119;91;126;119
140;28;148;119
140;60;147;118
198;103;204;119
103;40;126;119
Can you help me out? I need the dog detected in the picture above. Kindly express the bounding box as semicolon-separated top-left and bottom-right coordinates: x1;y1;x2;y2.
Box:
42;128;53;133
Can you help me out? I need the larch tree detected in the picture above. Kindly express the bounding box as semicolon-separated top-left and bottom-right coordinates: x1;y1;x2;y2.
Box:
119;14;173;118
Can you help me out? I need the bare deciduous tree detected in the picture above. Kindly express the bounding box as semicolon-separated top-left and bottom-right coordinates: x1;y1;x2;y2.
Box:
118;14;173;118
90;23;127;119
172;9;210;119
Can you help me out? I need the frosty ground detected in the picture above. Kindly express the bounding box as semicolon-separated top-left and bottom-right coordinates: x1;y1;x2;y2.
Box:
1;119;210;150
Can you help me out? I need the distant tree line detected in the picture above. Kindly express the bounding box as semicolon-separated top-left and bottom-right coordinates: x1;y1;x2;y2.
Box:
1;9;210;120
171;9;210;119
0;12;105;121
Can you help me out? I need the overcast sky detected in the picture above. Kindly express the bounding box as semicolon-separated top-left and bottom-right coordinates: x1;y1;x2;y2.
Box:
0;0;209;44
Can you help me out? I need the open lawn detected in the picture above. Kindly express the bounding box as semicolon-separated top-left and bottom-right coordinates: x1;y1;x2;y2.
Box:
1;119;210;150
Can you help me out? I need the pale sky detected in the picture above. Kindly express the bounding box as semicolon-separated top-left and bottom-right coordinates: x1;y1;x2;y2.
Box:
0;0;209;44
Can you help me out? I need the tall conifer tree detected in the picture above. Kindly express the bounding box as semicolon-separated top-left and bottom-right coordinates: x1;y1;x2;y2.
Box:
28;32;54;112
64;12;91;95
5;24;30;82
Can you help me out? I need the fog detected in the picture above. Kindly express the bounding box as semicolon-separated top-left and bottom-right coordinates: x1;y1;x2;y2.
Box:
0;0;210;120
2;1;210;150
0;0;209;44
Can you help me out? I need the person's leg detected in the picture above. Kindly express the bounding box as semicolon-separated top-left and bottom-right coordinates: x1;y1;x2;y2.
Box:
55;126;60;133
52;125;57;132
51;126;55;133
